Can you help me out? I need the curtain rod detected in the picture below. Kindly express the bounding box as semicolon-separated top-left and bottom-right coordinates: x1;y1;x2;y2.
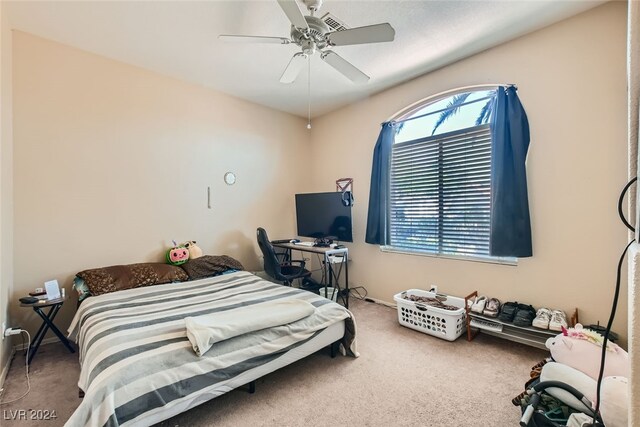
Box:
386;83;517;124
454;83;516;91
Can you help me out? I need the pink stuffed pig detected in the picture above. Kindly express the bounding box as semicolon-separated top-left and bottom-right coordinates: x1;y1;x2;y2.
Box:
545;324;629;380
166;240;189;266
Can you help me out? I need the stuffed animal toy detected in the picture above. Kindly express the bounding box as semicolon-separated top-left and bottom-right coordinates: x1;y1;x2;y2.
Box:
166;240;190;265
182;241;203;259
599;376;628;427
545;324;629;380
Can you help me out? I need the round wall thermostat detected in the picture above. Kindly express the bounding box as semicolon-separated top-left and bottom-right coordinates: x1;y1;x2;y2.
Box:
224;172;236;185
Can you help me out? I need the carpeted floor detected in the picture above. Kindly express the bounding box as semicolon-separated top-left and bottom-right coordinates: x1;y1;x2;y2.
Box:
1;299;547;426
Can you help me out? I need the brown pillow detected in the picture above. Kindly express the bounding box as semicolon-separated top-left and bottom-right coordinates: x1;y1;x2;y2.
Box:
180;255;244;280
77;263;189;296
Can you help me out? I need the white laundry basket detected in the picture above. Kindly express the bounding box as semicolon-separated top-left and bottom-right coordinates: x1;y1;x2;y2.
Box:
393;289;467;341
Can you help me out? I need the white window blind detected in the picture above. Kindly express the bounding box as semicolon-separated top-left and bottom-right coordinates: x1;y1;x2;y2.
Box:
389;124;492;256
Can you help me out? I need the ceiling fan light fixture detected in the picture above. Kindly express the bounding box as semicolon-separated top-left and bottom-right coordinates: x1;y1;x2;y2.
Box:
301;39;316;55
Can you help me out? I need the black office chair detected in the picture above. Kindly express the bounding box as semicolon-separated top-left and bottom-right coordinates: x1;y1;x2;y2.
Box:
256;227;311;286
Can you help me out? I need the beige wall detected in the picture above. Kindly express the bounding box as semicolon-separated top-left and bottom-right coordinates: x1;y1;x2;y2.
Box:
11;31;310;338
310;3;630;342
0;4;15;380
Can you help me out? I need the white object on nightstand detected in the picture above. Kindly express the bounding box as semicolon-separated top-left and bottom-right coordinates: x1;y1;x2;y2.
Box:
44;279;61;300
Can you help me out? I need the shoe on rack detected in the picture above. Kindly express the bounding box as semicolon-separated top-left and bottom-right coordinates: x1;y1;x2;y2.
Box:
513;304;537;327
532;308;552;330
498;301;518;322
549;309;568;332
483;298;501;318
470;296;487;314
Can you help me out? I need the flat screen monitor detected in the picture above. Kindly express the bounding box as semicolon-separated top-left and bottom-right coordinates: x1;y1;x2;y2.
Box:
295;192;353;242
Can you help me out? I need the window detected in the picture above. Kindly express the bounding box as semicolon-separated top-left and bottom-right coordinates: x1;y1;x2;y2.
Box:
387;89;510;261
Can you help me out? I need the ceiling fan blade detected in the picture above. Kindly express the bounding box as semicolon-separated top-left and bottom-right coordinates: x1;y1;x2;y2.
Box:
326;23;395;46
321;51;369;83
280;53;308;84
218;35;291;44
277;0;309;30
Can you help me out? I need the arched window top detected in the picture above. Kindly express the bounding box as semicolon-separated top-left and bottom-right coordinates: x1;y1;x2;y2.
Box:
394;88;497;143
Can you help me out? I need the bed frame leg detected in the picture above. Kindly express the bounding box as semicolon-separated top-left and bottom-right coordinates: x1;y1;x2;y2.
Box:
248;381;256;394
330;341;339;358
79;388;85;399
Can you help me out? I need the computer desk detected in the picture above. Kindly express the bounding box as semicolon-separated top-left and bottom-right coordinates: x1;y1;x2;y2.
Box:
271;242;349;309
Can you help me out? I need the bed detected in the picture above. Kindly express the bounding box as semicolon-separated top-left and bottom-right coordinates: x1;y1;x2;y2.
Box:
66;270;357;427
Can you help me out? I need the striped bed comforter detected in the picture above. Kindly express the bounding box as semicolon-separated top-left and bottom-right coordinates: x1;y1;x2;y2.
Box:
66;271;356;427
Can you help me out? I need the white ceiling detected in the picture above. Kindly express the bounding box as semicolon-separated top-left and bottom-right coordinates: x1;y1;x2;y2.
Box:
5;0;605;118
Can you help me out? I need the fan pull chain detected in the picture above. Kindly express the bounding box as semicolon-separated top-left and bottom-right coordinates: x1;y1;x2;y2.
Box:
307;55;311;130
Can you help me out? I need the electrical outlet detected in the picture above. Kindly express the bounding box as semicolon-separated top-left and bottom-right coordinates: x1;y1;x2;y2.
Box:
1;322;5;341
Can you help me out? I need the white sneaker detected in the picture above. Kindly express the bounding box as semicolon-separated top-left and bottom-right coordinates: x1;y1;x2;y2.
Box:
471;296;487;314
532;308;551;329
549;309;568;331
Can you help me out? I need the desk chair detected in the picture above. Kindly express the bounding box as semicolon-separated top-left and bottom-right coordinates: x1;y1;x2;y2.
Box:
257;227;311;286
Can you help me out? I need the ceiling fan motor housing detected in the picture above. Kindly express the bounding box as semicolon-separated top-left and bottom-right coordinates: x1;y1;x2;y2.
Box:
291;16;330;50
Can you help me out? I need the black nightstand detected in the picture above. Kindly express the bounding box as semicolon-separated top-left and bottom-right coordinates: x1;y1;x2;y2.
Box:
20;295;75;364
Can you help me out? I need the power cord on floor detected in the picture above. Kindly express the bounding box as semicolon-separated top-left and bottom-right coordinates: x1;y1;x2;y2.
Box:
0;330;31;405
348;286;368;300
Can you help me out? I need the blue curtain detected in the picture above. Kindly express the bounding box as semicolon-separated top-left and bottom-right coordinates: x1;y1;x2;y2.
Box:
365;122;396;245
489;86;532;257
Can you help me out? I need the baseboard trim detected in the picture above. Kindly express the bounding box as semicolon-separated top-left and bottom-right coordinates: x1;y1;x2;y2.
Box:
0;347;16;398
14;336;59;351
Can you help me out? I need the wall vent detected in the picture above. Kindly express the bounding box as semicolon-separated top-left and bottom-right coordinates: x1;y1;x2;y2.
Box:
320;12;348;32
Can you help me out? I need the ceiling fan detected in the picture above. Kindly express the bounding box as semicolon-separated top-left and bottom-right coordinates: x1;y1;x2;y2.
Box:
219;0;396;85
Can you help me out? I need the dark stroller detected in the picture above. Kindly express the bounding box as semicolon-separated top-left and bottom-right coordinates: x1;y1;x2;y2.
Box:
519;381;604;427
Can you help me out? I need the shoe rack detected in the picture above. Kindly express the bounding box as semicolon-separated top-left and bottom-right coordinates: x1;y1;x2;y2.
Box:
463;291;579;350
